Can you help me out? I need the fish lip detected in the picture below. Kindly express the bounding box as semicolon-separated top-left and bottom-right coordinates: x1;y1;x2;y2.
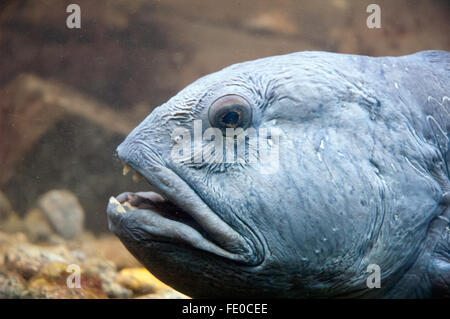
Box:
107;162;260;265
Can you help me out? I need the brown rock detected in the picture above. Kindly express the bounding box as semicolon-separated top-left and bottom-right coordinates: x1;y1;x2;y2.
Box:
100;273;133;299
4;242;73;279
26;277;106;299
0;214;25;234
0;231;28;268
26;260;109;299
35;261;71;279
0;269;27;298
81;257;117;276
116;267;171;295
0;231;27;250
80;256;132;298
38;190;85;239
23;208;54;242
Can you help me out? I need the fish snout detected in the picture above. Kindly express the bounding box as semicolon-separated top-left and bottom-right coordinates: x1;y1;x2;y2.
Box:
116;136;150;169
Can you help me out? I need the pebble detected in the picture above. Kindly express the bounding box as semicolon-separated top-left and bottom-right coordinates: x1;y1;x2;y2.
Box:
117;267;169;295
38;190;85;239
81;257;132;298
4;243;73;279
23;209;54;242
0;269;27;298
101;275;133;298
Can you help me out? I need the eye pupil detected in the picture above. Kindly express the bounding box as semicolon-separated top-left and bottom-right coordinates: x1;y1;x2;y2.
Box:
208;94;252;134
221;111;240;126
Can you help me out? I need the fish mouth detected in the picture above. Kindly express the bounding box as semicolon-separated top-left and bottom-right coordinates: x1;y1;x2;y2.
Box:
107;161;257;264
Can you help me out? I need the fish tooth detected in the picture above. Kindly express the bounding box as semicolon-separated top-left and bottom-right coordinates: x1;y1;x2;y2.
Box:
132;172;143;183
123;164;131;176
109;197;127;214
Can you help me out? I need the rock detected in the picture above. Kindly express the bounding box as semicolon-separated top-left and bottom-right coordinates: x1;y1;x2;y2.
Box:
82;257;116;276
25;260;108;299
0;231;27;245
38;190;85;239
0;231;28;253
23;209;54;242
0;214;25;234
0;232;28;268
0;231;186;299
81;256;132;298
0;269;27;298
26;277;106;299
0;192;13;222
35;261;71;279
69;235;141;269
101;275;133;299
4;242;73;279
0;193;24;235
45;234;67;245
116;267;170;295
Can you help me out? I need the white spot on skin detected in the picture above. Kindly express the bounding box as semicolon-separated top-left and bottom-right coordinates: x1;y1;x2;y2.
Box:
337;151;344;157
173;135;182;144
317;138;325;162
394;82;399;89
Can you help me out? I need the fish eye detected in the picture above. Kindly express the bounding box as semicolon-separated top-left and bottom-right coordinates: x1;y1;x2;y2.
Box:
208;95;252;133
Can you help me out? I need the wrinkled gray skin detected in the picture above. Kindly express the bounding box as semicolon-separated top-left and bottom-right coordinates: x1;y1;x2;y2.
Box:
107;51;450;298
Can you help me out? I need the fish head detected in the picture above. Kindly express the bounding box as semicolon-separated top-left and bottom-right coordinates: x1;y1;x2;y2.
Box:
107;52;442;297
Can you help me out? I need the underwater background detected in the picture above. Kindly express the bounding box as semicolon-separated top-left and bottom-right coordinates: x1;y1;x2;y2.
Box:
0;0;449;298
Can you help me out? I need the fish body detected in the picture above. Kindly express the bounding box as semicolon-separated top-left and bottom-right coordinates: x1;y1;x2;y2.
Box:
107;51;450;298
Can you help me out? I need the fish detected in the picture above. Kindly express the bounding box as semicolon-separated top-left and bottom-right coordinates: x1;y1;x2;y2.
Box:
107;50;450;298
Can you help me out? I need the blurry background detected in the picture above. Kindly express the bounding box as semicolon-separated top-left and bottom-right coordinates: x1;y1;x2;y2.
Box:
0;0;449;298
